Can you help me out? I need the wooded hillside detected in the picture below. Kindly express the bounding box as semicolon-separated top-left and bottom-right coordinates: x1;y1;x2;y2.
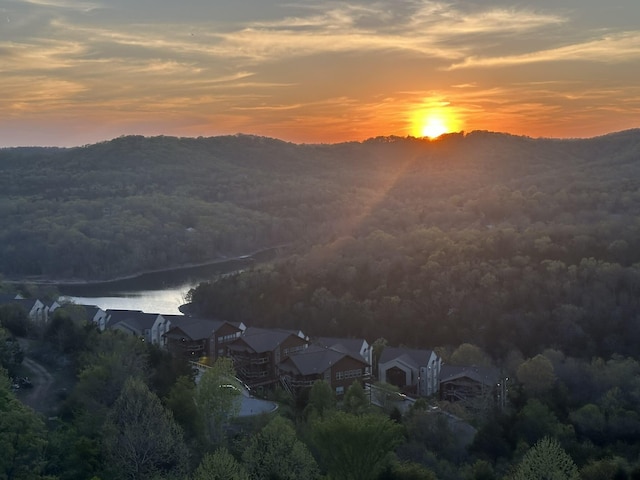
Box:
2;130;639;283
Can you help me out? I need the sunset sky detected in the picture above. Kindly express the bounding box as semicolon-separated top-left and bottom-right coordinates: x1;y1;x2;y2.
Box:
1;0;639;146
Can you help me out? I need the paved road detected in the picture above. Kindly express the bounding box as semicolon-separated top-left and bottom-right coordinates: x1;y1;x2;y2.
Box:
20;356;55;413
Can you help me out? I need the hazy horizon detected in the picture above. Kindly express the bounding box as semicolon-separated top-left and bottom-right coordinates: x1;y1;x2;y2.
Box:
4;127;640;150
2;0;639;147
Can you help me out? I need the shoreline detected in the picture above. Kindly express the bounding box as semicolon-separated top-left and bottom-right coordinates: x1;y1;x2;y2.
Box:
3;245;286;287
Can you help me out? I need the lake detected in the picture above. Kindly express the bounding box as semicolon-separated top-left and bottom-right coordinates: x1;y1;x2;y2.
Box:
57;249;278;315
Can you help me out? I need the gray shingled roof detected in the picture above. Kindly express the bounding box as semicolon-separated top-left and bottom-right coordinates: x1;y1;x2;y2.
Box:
235;327;296;353
315;337;367;357
379;346;434;367
280;345;367;376
165;317;228;340
106;309;158;330
73;304;102;320
439;365;499;386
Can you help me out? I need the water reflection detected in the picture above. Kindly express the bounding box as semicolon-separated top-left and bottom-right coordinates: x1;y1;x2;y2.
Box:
61;288;191;315
57;250;277;315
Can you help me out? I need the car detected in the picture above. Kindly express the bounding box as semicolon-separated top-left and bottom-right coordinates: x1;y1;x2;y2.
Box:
18;377;33;388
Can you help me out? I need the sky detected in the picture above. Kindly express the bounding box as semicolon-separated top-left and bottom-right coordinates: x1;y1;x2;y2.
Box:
1;0;639;146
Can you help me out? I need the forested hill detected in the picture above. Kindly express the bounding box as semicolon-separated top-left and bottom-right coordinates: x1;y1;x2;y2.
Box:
1;130;639;284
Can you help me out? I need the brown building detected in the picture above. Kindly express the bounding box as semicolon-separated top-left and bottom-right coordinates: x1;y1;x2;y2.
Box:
278;344;370;396
226;327;309;388
439;365;501;405
163;316;243;360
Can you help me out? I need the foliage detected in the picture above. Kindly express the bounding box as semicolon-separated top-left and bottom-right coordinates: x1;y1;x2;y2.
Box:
196;358;241;443
311;411;405;480
242;416;319;480
102;376;189;480
44;308;92;356
511;436;579;480
516;354;556;396
63;331;149;441
164;375;204;443
305;379;336;419
378;458;438;480
343;380;370;415
0;369;49;480
0;327;24;377
449;344;493;368
0;304;31;337
44;424;103;480
193;447;249;480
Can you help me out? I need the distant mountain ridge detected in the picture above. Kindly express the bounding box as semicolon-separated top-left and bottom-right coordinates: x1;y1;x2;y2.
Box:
1;129;639;281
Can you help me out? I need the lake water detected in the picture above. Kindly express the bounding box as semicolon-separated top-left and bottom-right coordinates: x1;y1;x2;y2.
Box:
57;251;275;315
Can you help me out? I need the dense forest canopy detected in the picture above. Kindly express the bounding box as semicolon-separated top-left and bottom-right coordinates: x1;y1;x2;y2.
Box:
2;130;639;281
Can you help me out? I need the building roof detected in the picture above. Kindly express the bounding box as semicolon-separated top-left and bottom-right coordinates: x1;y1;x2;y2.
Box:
439;365;499;386
106;309;160;331
379;346;435;368
0;293;22;304
229;327;304;353
82;305;102;318
164;316;231;340
314;336;368;356
280;345;367;376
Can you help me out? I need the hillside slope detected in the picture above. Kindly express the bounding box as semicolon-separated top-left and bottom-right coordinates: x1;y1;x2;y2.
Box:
1;130;639;281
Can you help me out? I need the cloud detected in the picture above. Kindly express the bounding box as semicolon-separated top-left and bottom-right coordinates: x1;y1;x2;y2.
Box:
448;31;640;69
15;0;99;11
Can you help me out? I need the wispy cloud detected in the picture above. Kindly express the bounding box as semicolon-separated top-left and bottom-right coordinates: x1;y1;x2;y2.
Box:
449;31;640;69
16;0;99;11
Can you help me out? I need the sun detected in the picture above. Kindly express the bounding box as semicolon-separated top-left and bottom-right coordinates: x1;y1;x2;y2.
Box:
411;107;461;139
421;117;449;139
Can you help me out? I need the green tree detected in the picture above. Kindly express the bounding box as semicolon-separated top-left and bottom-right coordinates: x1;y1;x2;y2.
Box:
71;332;149;434
512;436;579;480
513;399;575;446
569;403;606;443
193;447;249;480
579;456;629;480
0;368;49;480
449;343;493;367
311;411;405;480
44;309;89;355
371;381;402;415
371;337;388;378
0;304;30;337
343;380;369;415
164;375;204;442
0;327;23;377
103;376;189;480
242;416;319;480
44;424;103;480
516;354;556;396
378;459;437;480
196;357;241;443
305;379;336;419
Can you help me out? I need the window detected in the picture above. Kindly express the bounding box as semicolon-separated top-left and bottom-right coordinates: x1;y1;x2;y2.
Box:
336;386;344;395
284;345;306;356
219;333;236;343
335;369;362;380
